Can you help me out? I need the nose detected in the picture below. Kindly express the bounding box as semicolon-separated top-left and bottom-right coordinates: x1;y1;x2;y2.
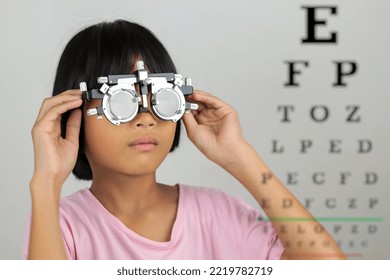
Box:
133;108;157;128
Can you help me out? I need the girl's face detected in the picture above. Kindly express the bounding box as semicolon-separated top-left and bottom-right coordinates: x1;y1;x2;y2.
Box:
83;97;177;177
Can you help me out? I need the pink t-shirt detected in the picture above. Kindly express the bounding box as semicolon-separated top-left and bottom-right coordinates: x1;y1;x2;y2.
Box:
24;184;284;259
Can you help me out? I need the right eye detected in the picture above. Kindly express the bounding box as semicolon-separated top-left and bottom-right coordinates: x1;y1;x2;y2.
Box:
107;89;139;122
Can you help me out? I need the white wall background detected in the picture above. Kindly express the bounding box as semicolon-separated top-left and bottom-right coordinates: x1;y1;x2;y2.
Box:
0;0;389;259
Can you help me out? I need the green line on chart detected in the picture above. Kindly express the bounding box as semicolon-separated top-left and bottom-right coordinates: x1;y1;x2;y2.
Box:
262;217;384;222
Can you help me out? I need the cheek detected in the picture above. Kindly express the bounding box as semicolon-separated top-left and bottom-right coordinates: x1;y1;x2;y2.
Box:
161;122;177;147
83;100;114;146
83;114;119;160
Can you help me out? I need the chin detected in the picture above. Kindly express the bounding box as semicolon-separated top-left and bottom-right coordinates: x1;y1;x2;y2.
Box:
88;150;169;177
119;159;165;176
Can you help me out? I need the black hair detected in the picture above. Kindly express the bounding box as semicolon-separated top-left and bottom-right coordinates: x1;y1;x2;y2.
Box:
53;20;181;180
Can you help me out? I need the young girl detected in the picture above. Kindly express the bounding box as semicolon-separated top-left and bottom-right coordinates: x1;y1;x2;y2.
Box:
25;20;346;260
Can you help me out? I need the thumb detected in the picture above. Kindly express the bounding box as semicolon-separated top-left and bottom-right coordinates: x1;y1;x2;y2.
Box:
181;111;198;140
65;109;82;145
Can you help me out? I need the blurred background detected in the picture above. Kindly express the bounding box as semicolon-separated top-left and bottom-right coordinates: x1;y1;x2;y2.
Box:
0;0;389;259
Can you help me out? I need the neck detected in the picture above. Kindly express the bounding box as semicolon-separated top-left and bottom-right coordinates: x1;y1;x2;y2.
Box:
90;171;162;215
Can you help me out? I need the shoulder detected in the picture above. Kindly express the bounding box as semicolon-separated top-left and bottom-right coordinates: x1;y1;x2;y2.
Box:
60;188;91;208
179;184;259;219
59;188;97;221
180;184;234;204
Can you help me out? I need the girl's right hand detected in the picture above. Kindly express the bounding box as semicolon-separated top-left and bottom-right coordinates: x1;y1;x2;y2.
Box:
31;90;83;191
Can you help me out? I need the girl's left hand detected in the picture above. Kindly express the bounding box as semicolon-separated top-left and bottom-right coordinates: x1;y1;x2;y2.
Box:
182;90;248;168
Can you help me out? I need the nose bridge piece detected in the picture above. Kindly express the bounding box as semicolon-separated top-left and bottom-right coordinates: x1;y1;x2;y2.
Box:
135;60;150;113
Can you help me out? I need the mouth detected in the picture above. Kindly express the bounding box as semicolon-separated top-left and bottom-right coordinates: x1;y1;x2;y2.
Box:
128;136;158;152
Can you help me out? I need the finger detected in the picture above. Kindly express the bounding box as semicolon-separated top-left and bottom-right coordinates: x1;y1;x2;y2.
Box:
186;89;214;108
193;89;213;96
36;90;82;121
190;90;225;109
65;109;82;145
37;90;82;119
181;110;199;138
39;99;83;125
185;97;205;114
